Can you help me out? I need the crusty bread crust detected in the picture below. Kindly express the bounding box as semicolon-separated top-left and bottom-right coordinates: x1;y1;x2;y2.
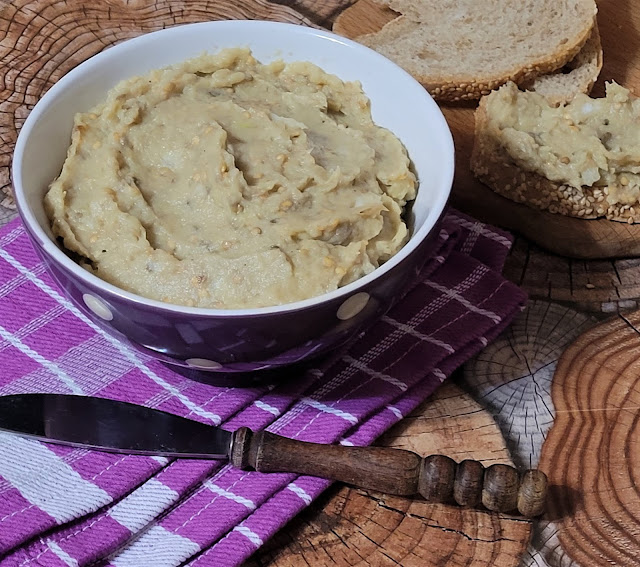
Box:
470;96;640;224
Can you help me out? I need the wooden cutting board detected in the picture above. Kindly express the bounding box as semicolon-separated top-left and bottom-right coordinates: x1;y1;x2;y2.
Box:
334;0;640;261
0;1;533;566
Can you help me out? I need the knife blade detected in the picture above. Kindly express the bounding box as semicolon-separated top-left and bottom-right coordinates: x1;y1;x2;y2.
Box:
0;394;547;517
0;393;232;458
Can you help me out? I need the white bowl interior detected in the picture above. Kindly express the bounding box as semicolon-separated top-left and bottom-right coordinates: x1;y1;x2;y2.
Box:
13;20;454;315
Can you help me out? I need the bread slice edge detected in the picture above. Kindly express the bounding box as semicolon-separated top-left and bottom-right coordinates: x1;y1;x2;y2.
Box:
524;23;603;106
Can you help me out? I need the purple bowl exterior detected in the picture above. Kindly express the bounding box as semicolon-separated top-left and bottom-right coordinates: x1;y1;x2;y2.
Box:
21;210;445;374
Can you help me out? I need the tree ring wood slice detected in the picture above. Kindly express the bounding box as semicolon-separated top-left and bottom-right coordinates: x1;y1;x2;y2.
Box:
462;300;597;567
463;300;596;470
245;382;531;567
537;308;640;566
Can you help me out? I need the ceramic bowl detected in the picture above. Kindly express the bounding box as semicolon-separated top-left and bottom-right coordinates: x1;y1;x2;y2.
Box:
12;20;454;375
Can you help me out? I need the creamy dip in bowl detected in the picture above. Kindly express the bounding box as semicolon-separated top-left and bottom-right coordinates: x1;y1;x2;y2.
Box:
13;21;453;375
45;49;416;309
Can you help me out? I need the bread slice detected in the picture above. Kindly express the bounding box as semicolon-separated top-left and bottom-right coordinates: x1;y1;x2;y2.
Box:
344;0;598;102
471;82;640;224
524;23;602;105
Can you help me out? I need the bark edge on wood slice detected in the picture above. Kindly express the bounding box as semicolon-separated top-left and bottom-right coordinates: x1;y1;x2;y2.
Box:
246;382;532;567
538;309;640;566
452;176;640;261
333;1;640;260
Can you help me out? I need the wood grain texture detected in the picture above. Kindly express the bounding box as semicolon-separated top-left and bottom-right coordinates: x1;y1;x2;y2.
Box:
333;0;397;37
246;382;532;567
503;237;640;313
234;428;424;497
462;300;597;567
537;308;640;566
231;427;546;515
463;301;595;470
333;0;640;261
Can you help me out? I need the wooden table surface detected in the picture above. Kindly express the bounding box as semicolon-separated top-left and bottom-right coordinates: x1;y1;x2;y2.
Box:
1;1;639;566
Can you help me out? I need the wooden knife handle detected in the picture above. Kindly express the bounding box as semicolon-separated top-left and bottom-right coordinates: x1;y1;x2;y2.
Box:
229;427;547;517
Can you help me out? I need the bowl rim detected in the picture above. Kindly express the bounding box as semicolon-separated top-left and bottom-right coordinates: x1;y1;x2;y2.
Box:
12;19;454;318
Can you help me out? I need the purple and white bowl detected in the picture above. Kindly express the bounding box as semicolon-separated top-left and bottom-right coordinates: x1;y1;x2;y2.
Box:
12;20;454;375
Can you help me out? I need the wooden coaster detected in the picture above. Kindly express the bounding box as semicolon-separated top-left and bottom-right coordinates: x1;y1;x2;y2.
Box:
246;382;531;567
538;308;640;565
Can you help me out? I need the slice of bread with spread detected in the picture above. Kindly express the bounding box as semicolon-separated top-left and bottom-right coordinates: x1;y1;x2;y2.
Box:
337;0;598;102
471;81;640;223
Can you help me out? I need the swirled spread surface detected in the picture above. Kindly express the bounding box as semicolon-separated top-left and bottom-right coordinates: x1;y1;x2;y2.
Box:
45;49;416;308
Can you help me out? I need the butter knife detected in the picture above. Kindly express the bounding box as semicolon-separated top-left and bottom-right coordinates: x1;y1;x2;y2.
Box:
0;394;547;517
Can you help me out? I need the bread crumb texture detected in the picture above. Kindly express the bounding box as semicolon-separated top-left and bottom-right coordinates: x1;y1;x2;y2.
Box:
522;23;602;106
471;82;640;223
355;0;598;101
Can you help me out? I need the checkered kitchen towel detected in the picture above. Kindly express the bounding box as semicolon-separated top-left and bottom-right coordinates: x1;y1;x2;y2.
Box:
0;209;525;567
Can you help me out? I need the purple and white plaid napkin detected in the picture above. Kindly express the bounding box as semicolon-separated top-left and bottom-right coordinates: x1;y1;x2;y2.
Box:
0;209;525;567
